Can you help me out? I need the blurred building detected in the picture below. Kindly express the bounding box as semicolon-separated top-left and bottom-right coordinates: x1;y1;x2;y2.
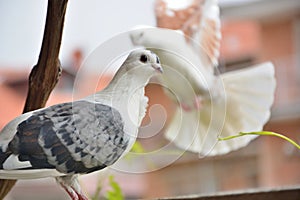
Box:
1;0;300;199
139;0;300;198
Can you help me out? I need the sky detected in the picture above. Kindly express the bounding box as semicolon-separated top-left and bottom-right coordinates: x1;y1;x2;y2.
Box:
0;0;155;69
0;0;260;70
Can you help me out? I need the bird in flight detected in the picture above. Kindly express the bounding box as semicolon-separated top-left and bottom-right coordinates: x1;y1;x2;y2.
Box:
130;0;276;156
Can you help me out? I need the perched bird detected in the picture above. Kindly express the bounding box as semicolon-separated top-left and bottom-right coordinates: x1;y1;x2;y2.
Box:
0;50;162;200
130;0;276;156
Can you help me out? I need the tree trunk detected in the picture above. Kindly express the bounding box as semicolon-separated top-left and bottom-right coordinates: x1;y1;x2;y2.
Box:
0;0;68;198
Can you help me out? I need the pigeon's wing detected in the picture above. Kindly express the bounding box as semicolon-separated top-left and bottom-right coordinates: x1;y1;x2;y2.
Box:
186;0;221;69
155;0;221;71
0;101;128;176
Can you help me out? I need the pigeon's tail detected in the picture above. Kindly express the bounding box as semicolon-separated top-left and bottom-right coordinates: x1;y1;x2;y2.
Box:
0;148;64;179
0;169;64;179
165;62;276;156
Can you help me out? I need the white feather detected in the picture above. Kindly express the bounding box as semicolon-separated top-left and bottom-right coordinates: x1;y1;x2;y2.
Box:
165;62;276;155
0;169;64;180
0;112;32;152
3;155;32;170
162;0;194;10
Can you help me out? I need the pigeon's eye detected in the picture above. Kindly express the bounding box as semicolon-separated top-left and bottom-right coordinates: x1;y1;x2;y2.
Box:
140;54;148;63
156;56;160;64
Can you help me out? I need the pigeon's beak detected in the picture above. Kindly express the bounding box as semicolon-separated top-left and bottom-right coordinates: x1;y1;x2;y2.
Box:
152;63;163;73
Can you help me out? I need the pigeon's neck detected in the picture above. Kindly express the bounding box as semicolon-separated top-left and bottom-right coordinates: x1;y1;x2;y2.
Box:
90;68;153;122
102;70;151;99
84;67;154;155
100;70;152;152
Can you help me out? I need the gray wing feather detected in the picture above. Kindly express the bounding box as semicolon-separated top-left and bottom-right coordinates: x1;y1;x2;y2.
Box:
1;100;128;174
41;101;128;172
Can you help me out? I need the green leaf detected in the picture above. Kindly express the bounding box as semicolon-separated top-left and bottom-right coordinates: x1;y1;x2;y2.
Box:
124;141;145;162
106;175;124;200
218;131;300;150
130;141;145;153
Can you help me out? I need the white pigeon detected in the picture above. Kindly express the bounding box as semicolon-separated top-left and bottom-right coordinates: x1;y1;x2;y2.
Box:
0;50;162;200
130;0;276;156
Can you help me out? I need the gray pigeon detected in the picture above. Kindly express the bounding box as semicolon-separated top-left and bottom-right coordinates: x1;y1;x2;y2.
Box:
0;49;162;200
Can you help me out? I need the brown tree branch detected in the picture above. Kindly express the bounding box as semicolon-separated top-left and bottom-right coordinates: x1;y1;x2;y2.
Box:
0;0;68;198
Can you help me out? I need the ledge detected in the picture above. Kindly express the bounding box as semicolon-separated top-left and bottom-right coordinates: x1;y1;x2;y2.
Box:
159;186;300;200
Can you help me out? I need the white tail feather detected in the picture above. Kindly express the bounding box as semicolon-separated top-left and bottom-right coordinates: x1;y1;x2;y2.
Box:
0;169;64;179
165;62;276;156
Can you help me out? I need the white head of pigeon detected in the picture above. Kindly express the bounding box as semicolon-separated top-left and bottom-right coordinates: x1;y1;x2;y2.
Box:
0;49;162;200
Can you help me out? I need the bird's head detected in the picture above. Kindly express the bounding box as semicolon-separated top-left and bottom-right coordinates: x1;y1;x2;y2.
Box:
105;49;162;92
122;49;163;75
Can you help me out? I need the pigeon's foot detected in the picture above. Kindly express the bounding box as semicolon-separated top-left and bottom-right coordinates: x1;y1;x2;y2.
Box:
180;96;202;111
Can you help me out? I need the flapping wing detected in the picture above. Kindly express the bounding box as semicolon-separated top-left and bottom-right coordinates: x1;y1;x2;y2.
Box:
155;0;221;71
192;0;221;67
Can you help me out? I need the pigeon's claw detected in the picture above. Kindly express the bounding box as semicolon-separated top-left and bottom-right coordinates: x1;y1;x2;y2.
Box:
193;96;203;110
56;176;88;200
180;96;203;112
180;102;193;112
61;185;79;200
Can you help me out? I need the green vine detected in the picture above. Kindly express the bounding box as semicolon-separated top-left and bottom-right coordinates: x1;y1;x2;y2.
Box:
218;131;300;150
